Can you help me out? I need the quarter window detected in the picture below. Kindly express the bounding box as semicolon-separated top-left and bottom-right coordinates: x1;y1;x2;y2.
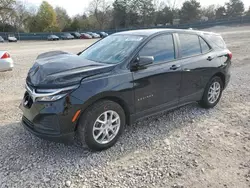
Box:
204;34;226;49
179;34;201;57
139;34;175;63
199;37;210;53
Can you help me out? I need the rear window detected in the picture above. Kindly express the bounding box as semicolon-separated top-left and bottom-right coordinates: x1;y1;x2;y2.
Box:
179;34;201;57
204;34;226;49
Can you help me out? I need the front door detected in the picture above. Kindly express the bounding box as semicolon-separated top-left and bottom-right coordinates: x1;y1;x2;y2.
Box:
132;34;182;116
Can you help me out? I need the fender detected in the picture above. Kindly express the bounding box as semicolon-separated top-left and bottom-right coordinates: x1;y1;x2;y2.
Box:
78;91;133;113
74;91;134;126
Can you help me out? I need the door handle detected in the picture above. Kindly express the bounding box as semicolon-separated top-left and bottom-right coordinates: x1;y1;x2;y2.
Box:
170;64;181;70
207;56;214;61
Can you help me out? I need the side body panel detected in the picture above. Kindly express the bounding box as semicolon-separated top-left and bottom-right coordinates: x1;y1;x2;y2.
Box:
130;33;182;121
132;62;181;116
178;52;221;103
175;33;231;103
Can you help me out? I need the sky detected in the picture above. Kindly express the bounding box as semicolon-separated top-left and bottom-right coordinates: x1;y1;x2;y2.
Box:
23;0;250;17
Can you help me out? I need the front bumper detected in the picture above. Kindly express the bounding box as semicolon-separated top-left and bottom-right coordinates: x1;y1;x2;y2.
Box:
22;116;74;143
20;92;83;144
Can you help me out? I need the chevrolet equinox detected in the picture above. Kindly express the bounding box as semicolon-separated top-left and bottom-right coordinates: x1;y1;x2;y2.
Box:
20;29;232;151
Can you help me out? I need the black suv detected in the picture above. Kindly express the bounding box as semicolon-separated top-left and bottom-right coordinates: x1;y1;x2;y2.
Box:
20;29;232;151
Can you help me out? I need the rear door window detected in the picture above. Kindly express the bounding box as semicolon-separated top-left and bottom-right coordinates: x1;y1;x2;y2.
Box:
139;34;175;63
178;34;201;58
199;37;211;53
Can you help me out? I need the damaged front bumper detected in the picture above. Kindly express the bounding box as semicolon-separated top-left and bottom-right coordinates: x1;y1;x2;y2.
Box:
20;85;84;144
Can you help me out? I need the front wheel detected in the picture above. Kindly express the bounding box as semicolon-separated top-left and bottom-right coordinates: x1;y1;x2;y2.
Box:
77;100;125;151
199;76;223;108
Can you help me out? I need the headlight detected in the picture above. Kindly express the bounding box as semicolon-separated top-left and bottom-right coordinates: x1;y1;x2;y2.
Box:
25;84;79;102
36;93;68;102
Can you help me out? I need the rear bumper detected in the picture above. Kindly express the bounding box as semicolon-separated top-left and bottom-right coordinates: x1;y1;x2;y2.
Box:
224;72;231;89
0;58;14;72
9;40;17;42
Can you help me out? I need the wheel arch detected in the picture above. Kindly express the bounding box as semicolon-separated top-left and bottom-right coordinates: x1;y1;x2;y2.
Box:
75;92;131;130
212;72;225;89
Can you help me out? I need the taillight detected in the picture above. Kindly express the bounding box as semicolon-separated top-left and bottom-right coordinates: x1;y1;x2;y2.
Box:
1;52;10;59
228;52;232;60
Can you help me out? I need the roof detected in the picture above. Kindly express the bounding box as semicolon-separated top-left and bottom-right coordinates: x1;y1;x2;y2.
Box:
114;28;218;37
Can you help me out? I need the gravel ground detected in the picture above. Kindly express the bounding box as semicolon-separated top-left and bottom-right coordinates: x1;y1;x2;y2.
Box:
0;27;250;188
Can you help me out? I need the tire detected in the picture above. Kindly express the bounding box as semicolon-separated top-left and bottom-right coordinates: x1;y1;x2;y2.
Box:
77;100;125;151
199;76;223;108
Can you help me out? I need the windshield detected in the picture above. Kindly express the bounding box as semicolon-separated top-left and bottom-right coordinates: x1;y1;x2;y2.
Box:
79;35;144;64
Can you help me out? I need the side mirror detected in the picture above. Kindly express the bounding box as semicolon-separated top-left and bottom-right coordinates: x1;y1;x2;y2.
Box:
131;56;154;71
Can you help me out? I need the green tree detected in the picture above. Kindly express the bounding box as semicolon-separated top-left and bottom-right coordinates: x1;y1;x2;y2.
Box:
0;0;16;12
113;0;128;28
113;0;140;28
89;0;111;30
12;1;31;32
55;6;71;31
135;0;155;26
70;17;80;31
155;6;174;25
78;16;91;30
180;0;201;23
201;5;216;20
36;1;59;32
216;6;227;19
0;0;16;30
27;15;39;32
226;0;244;17
113;0;155;28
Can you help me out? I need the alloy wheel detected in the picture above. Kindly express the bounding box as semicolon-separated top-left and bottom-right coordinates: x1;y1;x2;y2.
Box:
208;81;221;104
92;110;121;144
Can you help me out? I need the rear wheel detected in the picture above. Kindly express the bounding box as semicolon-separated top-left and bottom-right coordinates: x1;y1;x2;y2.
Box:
77;100;125;151
199;76;223;108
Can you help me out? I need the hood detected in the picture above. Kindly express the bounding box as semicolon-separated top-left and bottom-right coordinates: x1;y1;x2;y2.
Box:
26;51;115;88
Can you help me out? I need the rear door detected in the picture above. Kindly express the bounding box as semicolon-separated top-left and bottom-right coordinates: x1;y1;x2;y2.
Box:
132;34;182;115
176;33;220;103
